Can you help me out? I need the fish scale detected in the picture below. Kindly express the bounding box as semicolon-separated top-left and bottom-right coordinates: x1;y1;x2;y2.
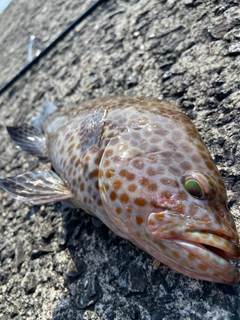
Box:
0;96;240;285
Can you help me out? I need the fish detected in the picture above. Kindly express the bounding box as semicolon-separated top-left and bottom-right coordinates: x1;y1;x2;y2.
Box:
0;96;240;285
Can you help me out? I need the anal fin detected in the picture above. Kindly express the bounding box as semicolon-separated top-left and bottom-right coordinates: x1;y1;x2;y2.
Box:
7;125;49;162
0;169;74;205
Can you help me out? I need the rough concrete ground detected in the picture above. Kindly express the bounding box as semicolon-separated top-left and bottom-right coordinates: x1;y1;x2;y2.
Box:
1;0;240;319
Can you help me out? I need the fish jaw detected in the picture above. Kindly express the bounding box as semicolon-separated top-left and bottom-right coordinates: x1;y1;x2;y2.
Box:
173;239;240;285
147;238;240;285
147;211;240;284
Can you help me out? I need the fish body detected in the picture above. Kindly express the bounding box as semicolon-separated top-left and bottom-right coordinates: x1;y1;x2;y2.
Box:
1;96;240;284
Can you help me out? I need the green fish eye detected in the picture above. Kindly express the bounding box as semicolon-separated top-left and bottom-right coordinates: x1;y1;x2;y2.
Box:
184;178;204;199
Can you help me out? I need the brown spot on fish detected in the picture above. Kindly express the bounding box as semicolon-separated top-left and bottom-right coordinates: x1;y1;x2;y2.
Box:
139;177;149;186
113;180;122;190
132;159;144;170
148;183;158;192
116;207;122;214
178;191;188;200
173;203;184;214
110;191;117;201
89;169;99;179
198;264;207;271
75;159;81;167
106;169;114;179
94;150;104;165
68;167;73;176
155;213;164;220
113;155;121;163
103;160;110;167
172;251;180;259
65;132;72;140
67;143;75;153
188;253;195;260
127;207;132;213
181;161;192;170
120;193;129;203
191;154;202;163
105;149;113;158
128;184;137;192
197;144;205;152
69;136;74;143
189;203;198;215
205;161;215;170
104;184;110;191
97;199;102;206
70;155;77;164
95;180;99;190
136;216;143;225
134;197;147;206
160;178;178;188
120;170;135;181
147;167;156;176
98;169;103;178
143;130;152;138
161;191;172;199
200;151;208;160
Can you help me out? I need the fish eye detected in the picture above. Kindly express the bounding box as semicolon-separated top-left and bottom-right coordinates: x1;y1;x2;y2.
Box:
182;171;216;201
184;178;204;199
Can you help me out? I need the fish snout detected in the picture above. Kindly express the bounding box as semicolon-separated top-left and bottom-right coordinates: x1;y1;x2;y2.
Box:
147;211;240;284
148;210;240;260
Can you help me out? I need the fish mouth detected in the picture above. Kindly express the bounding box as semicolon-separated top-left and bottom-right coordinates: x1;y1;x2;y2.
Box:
177;231;240;260
173;231;240;285
147;211;240;284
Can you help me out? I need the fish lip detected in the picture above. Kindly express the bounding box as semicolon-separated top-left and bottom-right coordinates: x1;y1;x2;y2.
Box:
148;214;240;259
148;212;240;283
173;235;240;285
173;231;240;261
184;231;240;260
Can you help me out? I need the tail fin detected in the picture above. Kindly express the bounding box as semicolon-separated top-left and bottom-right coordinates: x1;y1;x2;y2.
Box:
7;100;57;162
7;125;49;162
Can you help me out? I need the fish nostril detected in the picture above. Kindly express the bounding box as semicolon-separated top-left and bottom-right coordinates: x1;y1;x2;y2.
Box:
150;198;175;209
214;203;225;218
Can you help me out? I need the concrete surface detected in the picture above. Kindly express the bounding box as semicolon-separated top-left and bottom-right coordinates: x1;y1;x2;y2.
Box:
0;0;240;319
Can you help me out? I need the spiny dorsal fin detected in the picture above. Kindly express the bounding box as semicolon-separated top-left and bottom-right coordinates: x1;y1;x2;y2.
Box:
0;169;73;205
31;100;57;130
7;125;49;162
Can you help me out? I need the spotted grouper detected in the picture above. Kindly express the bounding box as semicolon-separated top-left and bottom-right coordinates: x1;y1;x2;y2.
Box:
1;96;240;285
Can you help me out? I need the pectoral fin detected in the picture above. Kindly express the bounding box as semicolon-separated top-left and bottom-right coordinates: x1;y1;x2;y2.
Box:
7;125;49;162
0;169;74;205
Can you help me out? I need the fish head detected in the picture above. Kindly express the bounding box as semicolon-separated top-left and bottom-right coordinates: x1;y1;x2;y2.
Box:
146;167;240;284
99;126;240;284
148;168;239;248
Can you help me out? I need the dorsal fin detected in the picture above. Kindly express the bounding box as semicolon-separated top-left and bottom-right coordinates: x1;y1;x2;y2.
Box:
31;100;57;130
